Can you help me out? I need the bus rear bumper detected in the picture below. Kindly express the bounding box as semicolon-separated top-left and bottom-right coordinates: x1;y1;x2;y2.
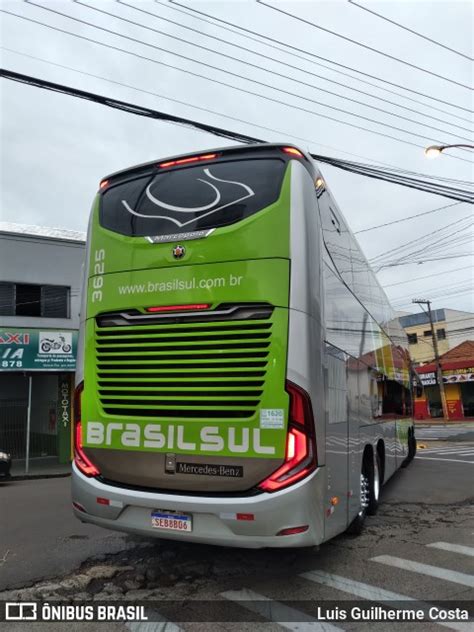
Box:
71;463;324;549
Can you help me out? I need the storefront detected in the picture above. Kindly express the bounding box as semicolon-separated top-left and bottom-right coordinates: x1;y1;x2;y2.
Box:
0;327;77;474
414;341;474;421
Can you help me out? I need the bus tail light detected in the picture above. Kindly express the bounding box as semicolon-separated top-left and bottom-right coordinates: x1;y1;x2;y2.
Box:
258;381;317;492
145;303;210;313
281;147;304;157
73;383;100;477
158;153;218;168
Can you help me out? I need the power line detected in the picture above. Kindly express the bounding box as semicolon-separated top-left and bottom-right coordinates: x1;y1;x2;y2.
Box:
349;165;473;188
2;45;430;171
1;68;473;205
354;202;466;234
376;254;473;270
381;224;474;264
22;1;471;148
5;45;473;189
0;7;446;156
381;239;474;267
257;0;473;91
390;280;474;303
170;0;472;117
108;0;474;137
394;296;473;310
393;291;473;308
369;216;473;263
348;1;474;62
309;155;474;199
3;18;470;170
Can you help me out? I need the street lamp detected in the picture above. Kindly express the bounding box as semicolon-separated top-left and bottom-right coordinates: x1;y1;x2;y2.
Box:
424;143;474;159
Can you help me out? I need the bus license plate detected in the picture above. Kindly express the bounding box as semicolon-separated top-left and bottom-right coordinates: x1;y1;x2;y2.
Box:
151;510;192;532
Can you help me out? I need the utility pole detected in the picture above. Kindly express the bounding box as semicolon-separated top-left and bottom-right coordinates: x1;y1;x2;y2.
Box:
412;299;448;422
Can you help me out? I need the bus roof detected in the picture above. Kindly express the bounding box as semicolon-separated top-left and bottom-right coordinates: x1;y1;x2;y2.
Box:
101;143;314;183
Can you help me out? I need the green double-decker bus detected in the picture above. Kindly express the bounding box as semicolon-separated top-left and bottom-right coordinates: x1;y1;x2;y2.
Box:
72;143;415;547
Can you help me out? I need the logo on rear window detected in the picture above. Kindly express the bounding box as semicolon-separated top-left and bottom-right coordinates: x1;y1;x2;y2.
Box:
122;168;255;229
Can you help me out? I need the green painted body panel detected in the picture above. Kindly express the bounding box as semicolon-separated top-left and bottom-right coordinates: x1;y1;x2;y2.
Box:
82;164;293;459
87;164;291;276
87;258;290;317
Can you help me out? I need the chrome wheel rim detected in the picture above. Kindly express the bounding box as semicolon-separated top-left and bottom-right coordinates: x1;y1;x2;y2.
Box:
373;458;380;501
359;472;370;516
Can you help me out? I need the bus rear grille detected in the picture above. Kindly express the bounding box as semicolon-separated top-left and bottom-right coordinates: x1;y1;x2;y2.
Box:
94;310;273;420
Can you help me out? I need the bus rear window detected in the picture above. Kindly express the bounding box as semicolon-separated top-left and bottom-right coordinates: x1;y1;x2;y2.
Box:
100;159;287;237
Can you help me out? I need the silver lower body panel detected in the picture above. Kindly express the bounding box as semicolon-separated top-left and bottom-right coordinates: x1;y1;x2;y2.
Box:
71;463;325;549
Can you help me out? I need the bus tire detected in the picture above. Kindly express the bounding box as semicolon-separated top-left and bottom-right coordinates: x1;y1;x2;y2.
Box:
346;462;370;535
402;429;416;467
367;453;381;516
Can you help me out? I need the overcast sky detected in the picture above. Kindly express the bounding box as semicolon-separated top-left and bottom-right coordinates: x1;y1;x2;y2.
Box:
1;0;473;315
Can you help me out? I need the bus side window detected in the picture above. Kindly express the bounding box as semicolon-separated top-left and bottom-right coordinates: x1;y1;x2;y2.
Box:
377;378;412;417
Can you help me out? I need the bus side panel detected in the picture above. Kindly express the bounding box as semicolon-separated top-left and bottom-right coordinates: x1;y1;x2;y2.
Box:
287;160;329;542
76;206;96;388
287;309;326;545
324;344;350;539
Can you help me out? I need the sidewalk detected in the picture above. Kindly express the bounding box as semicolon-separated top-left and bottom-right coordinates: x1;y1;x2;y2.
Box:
11;456;71;480
414;420;474;427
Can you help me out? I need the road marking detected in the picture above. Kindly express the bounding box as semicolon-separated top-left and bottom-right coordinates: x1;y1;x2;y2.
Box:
418;448;474;455
427;542;474;557
300;570;470;632
302;569;414;600
371;555;474;588
415;457;474;464
221;588;343;631
418;447;474;451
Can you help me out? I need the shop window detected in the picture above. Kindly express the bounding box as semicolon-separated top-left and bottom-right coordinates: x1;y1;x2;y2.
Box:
407;333;418;344
0;282;70;318
0;282;15;316
437;328;446;340
16;284;42;317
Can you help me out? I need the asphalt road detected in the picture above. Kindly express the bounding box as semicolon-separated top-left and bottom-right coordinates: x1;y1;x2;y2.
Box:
415;424;474;442
0;477;130;591
1;443;473;631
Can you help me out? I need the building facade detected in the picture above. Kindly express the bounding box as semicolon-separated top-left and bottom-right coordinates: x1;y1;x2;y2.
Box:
414;341;474;420
400;308;474;366
0;223;85;474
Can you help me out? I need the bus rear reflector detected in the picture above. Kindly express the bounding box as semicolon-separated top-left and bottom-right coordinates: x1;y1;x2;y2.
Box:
277;525;309;536
258;381;317;493
73;383;100;478
145;304;211;313
236;513;255;521
159;153;218;168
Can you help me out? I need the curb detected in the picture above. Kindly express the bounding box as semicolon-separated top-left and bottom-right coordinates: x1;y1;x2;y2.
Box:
8;472;71;482
414;422;474;427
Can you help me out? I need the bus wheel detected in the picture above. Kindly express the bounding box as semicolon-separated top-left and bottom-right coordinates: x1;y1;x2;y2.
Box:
402;429;416;467
346;466;370;535
367;453;381;516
